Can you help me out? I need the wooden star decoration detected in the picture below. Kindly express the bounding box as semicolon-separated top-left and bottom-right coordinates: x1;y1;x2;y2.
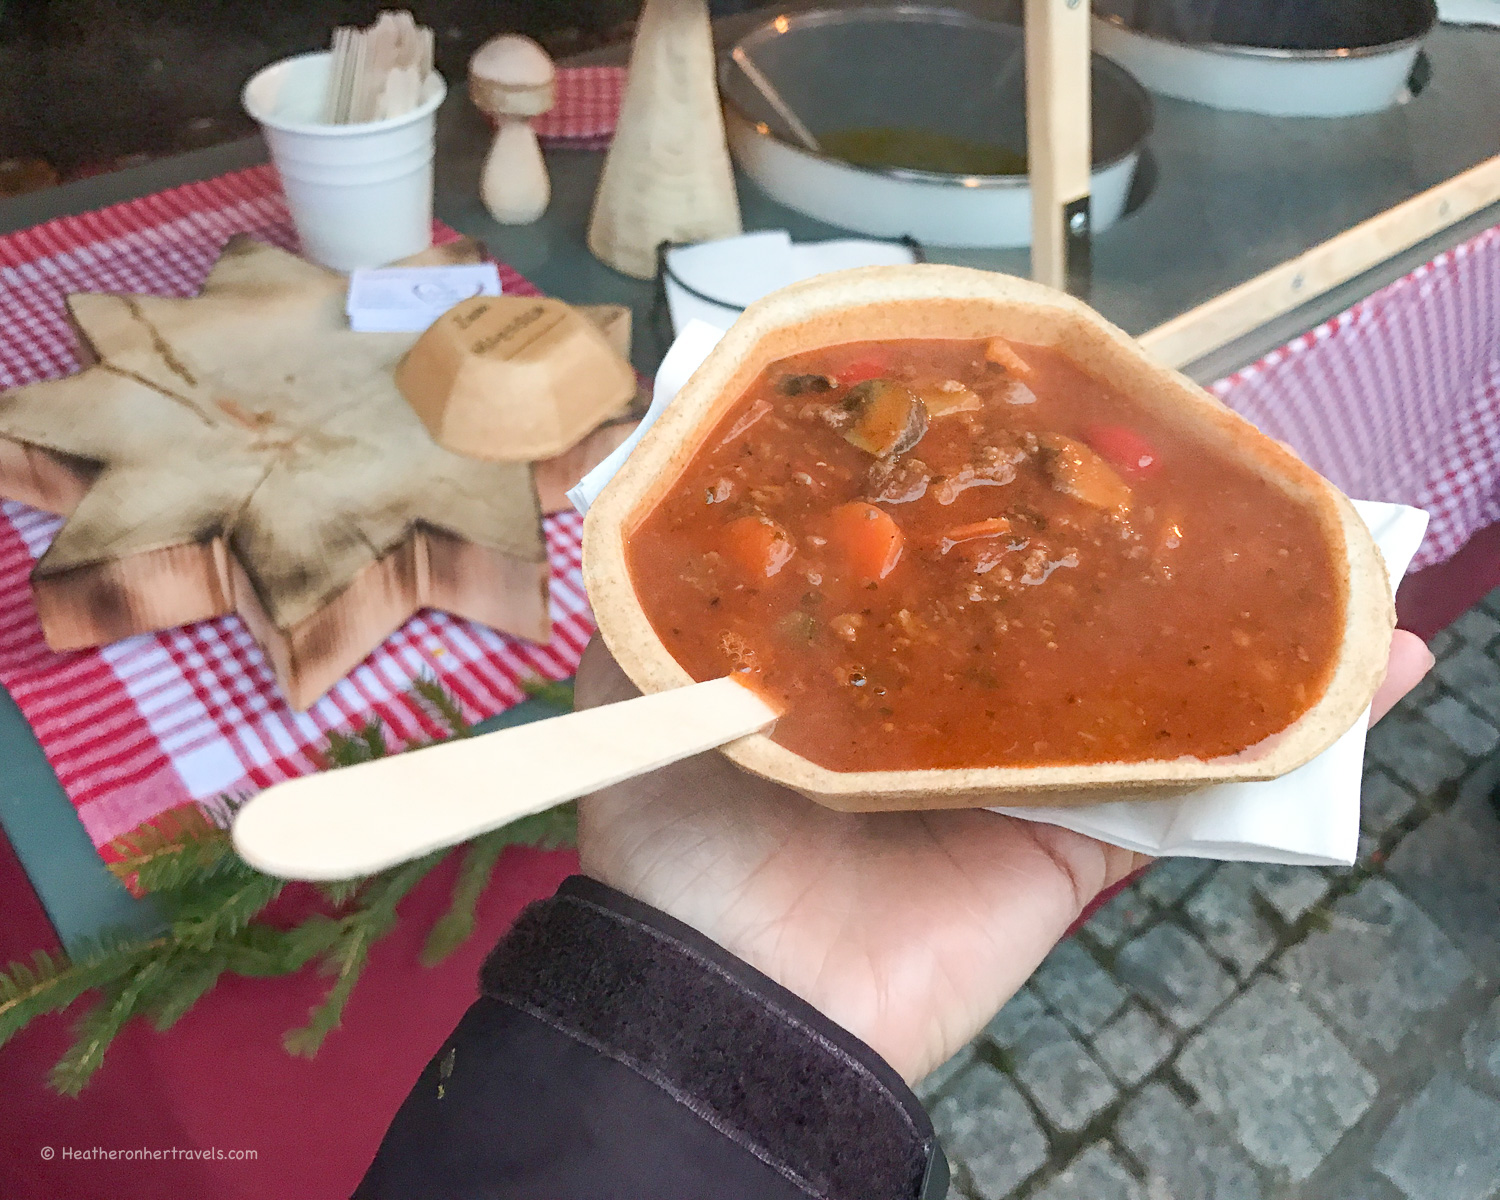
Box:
0;235;553;710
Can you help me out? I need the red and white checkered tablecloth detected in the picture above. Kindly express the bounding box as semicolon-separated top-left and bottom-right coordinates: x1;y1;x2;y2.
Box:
1;155;1496;862
1212;223;1500;571
533;66;624;148
0;166;594;859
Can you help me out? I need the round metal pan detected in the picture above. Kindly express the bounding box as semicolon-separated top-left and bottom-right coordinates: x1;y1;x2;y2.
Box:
1092;0;1438;117
719;5;1155;249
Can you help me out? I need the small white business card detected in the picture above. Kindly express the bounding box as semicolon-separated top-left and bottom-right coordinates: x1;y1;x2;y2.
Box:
346;263;502;333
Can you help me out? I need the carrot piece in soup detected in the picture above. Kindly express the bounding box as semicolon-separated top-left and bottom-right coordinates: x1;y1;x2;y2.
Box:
1084;423;1161;476
828;501;904;580
984;336;1034;378
722;514;796;578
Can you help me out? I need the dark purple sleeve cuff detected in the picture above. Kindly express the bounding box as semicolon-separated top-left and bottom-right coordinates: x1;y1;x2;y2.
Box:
355;875;948;1200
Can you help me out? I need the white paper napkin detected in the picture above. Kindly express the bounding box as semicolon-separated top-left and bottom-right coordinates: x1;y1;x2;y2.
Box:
571;324;1430;866
663;232;917;335
345;263;501;332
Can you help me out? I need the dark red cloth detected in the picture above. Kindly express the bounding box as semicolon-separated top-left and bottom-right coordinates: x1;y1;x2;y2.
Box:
0;827;575;1200
1397;516;1500;640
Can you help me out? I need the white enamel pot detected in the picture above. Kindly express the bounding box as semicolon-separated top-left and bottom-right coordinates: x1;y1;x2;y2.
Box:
1091;0;1437;118
719;6;1154;250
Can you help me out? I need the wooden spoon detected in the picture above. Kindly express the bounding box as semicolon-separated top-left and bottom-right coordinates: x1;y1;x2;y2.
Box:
231;677;778;880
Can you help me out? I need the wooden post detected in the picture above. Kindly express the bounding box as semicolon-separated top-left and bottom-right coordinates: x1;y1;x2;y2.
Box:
1025;0;1092;295
586;0;742;279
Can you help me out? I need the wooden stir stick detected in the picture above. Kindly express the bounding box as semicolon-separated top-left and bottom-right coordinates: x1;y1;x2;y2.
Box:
231;677;778;880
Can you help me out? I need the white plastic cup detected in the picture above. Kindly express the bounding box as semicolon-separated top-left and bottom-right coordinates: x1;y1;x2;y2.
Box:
242;51;447;272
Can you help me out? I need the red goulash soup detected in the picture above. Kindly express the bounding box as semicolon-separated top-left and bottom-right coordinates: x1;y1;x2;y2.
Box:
626;338;1342;771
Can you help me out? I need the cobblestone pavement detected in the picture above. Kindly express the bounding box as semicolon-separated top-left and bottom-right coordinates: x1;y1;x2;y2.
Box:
919;587;1500;1200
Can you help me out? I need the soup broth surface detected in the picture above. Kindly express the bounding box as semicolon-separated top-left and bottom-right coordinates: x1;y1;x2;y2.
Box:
626;338;1343;772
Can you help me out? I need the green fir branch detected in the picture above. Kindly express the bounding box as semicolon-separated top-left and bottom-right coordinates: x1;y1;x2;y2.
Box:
0;679;579;1093
420;835;509;967
420;801;578;966
412;675;472;737
323;719;387;768
223;920;346;978
0;938;164;1050
131;835;236;895
106;806;234;893
144;950;229;1033
50;957;171;1097
284;851;446;1058
359;721;389;761
502;802;579;854
279;921;376;1060
317;877;368;910
520;676;576;711
169;870;285;950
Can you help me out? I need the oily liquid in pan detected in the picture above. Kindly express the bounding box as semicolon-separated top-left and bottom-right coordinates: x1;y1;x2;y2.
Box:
625;337;1343;773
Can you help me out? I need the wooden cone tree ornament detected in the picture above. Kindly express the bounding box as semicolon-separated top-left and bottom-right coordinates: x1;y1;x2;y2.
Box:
0;236;555;711
586;0;742;279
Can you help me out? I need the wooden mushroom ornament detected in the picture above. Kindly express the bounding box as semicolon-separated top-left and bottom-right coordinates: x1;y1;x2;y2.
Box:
470;34;556;225
587;0;742;279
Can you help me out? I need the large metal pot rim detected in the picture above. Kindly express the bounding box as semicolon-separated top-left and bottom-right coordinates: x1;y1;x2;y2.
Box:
721;4;1154;190
1091;0;1437;63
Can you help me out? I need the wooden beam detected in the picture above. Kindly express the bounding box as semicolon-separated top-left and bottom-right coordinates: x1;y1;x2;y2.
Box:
1139;154;1500;370
1025;0;1092;293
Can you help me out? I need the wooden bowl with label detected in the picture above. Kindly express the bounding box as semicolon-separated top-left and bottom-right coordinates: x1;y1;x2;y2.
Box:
582;265;1393;811
397;294;636;462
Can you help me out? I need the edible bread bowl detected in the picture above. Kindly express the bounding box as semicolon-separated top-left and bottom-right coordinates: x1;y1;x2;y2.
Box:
582;265;1394;811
